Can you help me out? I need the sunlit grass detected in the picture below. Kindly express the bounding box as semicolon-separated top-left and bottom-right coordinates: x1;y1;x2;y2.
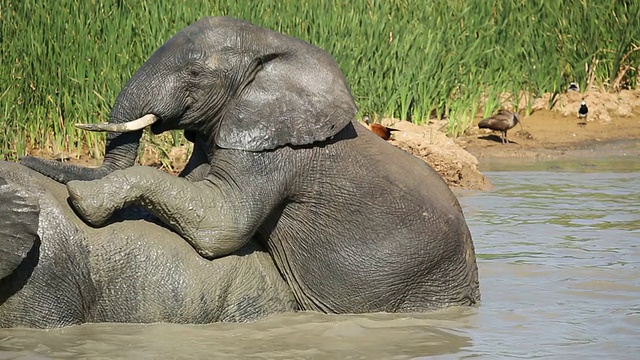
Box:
1;0;638;161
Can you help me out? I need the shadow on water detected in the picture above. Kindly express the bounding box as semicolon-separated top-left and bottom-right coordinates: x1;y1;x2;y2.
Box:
1;156;639;359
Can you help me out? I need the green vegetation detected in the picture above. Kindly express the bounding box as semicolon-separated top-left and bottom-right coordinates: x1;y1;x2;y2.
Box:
2;0;639;160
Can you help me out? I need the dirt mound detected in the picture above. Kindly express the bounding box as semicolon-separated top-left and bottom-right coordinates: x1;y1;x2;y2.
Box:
372;119;493;191
361;90;640;191
535;89;640;122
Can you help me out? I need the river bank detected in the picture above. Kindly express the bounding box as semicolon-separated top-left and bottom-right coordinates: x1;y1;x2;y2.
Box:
373;90;640;190
23;90;639;191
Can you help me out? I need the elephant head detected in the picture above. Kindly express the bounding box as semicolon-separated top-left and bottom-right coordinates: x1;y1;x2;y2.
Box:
22;16;357;182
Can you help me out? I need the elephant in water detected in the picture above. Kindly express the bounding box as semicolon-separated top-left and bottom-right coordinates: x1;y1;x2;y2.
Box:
22;17;481;314
0;161;297;328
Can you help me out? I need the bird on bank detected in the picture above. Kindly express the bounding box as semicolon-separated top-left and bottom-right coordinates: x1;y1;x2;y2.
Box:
567;82;580;92
478;110;520;144
578;101;588;119
363;116;399;140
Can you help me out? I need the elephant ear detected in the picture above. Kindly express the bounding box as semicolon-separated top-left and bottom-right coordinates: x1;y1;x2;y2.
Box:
0;176;40;279
215;42;358;151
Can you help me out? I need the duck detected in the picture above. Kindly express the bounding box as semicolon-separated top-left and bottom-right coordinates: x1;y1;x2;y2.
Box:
478;110;520;144
363;117;399;140
567;82;580;92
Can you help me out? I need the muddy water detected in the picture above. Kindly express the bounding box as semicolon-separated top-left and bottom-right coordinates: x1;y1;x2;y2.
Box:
1;158;638;359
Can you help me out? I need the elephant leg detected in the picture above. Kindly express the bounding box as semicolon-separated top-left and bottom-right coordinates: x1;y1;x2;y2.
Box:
66;166;281;259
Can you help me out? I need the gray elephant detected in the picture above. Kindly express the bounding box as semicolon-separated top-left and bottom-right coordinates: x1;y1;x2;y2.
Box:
0;160;297;328
22;16;481;314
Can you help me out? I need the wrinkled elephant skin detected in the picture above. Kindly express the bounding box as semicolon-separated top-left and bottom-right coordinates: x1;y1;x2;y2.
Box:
0;161;297;328
20;16;481;315
68;123;481;314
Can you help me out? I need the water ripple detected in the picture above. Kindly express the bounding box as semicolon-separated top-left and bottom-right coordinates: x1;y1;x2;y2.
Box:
457;168;640;359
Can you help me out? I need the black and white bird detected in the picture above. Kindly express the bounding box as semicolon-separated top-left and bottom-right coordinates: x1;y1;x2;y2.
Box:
568;82;580;92
578;101;588;119
478;110;520;144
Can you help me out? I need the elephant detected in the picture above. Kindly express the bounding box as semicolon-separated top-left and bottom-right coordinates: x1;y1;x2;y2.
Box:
22;16;481;314
0;160;298;328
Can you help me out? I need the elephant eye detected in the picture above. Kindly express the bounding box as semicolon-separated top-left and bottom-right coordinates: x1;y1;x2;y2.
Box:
186;62;207;78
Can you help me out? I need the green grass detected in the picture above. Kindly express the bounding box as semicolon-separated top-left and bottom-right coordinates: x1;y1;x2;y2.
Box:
1;0;639;160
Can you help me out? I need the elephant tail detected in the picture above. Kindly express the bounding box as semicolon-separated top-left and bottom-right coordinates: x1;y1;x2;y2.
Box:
0;176;41;280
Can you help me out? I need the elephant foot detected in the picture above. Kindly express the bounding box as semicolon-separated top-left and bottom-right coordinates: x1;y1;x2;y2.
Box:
67;180;118;226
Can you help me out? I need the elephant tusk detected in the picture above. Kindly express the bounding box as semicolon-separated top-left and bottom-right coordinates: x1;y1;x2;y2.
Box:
75;114;158;132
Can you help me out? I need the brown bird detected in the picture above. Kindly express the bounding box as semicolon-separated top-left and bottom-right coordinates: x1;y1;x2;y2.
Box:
363;116;399;140
478;110;520;144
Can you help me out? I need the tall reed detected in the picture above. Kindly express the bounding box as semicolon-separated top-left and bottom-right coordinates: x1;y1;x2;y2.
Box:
1;0;638;160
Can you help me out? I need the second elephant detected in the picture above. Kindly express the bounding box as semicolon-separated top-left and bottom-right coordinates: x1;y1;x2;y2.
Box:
0;161;297;328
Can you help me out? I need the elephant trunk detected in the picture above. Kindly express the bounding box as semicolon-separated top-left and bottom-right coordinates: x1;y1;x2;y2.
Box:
20;86;146;184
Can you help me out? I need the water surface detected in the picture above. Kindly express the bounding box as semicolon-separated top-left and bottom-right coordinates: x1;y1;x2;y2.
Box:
1;158;638;359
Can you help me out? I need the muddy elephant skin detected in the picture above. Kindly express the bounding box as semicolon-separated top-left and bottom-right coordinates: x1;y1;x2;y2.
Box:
0;161;297;328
